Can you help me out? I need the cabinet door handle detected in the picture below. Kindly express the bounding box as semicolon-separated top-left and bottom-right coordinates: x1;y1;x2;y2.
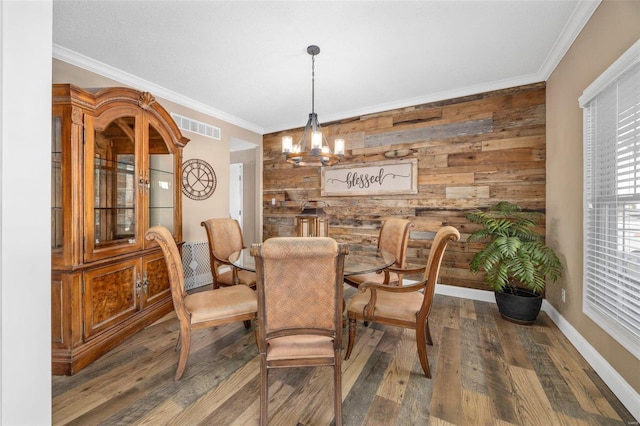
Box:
136;275;142;296
143;273;149;294
138;177;145;193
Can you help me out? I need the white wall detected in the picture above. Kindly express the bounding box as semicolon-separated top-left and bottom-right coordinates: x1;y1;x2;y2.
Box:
1;1;53;423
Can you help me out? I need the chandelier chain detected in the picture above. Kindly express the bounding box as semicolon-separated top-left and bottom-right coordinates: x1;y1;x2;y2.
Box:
311;53;316;116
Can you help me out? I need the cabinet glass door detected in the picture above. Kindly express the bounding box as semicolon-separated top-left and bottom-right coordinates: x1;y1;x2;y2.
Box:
94;117;137;244
51;113;63;255
148;122;175;234
85;111;143;261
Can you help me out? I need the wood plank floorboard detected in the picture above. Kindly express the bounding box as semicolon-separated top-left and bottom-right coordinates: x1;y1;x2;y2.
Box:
52;288;636;425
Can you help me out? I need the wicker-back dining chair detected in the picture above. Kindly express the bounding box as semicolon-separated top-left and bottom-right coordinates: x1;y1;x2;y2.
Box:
146;226;257;381
344;226;460;378
251;237;348;426
201;218;256;289
344;218;413;288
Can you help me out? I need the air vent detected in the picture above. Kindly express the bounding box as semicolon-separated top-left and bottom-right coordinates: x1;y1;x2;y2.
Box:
171;113;221;140
182;241;212;290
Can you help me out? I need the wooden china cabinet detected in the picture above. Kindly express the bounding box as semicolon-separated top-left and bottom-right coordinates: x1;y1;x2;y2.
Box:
51;84;189;375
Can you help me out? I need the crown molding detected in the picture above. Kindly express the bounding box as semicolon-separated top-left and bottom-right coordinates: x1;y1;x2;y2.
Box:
538;0;601;80
264;72;543;134
55;0;600;138
52;44;265;135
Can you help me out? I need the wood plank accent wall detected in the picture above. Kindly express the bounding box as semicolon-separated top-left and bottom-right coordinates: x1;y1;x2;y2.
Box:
262;82;546;291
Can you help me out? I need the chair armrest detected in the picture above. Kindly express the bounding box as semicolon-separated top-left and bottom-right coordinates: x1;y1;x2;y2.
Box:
383;265;426;275
212;253;232;265
359;278;428;293
358;278;428;320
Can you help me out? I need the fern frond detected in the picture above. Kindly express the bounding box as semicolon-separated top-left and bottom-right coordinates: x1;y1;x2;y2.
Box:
465;201;563;294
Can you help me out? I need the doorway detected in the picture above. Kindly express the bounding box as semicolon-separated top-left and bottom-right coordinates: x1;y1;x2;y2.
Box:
230;163;243;230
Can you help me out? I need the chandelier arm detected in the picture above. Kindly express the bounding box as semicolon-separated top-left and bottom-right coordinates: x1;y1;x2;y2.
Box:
299;114;313;151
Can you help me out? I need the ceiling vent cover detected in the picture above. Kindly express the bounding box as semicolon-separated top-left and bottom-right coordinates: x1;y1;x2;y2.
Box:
171;113;221;140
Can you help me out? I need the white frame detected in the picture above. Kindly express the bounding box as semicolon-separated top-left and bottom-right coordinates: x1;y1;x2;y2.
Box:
321;159;418;197
581;38;640;361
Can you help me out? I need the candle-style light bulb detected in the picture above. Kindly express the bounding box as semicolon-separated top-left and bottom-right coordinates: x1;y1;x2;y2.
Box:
282;136;293;153
311;131;322;150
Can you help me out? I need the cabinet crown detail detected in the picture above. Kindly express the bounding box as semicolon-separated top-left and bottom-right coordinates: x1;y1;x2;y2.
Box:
139;92;156;110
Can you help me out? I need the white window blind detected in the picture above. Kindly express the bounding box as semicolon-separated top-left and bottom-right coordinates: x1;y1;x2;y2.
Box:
580;39;640;360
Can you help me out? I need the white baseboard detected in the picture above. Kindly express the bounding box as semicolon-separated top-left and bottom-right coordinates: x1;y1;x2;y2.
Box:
434;283;496;303
542;300;640;422
431;284;639;421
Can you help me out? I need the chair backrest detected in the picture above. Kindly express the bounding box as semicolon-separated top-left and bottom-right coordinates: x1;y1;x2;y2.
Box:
419;226;460;316
251;237;348;342
145;226;189;324
201;218;245;277
377;218;413;268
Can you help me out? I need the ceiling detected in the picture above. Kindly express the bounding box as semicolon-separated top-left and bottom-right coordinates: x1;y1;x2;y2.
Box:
53;0;600;143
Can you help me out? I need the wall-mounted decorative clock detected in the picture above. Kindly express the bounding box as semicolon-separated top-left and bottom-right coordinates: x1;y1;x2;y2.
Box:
181;158;217;201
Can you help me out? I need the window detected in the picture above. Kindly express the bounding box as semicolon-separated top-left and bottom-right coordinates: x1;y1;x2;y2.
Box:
580;39;640;359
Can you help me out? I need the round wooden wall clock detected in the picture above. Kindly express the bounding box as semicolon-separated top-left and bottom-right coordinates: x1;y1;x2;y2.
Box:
181;158;217;200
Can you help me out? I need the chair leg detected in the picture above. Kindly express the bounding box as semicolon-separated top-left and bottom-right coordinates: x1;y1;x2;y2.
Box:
174;326;191;381
259;356;268;426
175;330;181;351
426;320;433;346
416;322;432;378
243;319;251;329
345;318;357;360
334;352;343;426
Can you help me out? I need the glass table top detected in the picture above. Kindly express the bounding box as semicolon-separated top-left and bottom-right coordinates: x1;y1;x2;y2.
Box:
229;245;395;277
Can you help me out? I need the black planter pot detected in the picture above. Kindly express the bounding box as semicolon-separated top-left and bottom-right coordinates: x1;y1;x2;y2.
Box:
494;287;543;325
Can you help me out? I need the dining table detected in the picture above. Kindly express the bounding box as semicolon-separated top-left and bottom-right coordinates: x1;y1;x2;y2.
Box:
228;245;396;277
230;244;395;328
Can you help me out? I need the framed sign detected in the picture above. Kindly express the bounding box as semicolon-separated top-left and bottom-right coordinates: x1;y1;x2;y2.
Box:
321;159;417;196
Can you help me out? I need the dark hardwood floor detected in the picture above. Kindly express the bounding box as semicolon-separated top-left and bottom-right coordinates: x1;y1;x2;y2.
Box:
52;287;636;425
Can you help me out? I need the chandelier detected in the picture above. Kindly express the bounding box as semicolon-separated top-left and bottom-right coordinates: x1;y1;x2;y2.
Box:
282;45;344;167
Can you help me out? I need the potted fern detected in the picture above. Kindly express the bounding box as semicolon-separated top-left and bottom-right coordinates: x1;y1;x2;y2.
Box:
466;202;562;324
